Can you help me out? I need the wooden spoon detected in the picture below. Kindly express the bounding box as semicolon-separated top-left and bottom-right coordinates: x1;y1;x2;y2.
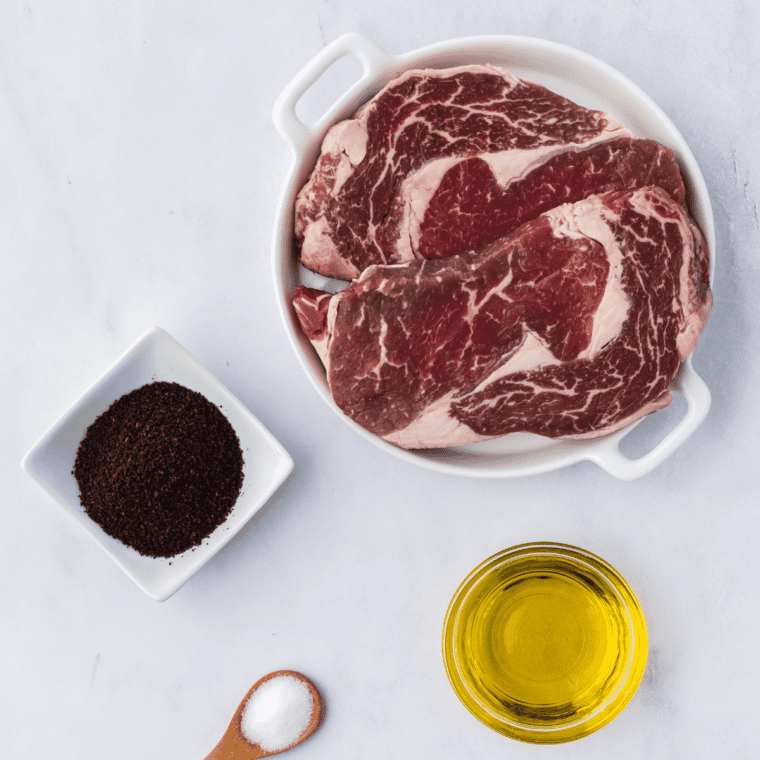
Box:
204;670;322;759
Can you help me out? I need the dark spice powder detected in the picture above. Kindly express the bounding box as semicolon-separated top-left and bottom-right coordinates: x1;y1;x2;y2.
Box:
73;381;244;558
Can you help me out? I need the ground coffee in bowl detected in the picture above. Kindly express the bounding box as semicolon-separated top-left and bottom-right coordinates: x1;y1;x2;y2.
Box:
73;381;244;558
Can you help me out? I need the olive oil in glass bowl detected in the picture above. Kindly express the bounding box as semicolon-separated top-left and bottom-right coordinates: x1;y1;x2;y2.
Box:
442;543;647;743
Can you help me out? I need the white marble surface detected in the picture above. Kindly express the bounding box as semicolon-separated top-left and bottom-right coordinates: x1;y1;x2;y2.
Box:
2;1;759;757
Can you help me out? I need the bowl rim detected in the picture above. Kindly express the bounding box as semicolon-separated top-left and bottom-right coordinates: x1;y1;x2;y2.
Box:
271;32;714;481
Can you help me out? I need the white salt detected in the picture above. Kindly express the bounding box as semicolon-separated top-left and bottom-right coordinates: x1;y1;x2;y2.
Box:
240;674;314;752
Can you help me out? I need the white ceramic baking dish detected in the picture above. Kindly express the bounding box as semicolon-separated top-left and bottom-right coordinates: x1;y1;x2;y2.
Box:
271;33;714;481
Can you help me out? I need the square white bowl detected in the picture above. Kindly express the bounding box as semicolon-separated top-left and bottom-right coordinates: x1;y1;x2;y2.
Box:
21;326;294;601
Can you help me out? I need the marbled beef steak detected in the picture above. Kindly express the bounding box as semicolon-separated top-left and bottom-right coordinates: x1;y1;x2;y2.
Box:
293;188;712;449
295;65;685;280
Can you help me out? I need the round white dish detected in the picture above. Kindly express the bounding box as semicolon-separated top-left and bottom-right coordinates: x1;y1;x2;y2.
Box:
271;33;714;481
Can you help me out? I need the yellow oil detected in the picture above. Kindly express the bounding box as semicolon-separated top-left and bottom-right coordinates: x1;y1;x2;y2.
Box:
444;545;647;743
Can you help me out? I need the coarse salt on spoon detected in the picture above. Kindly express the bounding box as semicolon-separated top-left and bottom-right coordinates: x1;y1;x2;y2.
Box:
204;670;322;759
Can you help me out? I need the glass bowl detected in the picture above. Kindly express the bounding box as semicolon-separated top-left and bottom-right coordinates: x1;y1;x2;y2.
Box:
442;542;647;743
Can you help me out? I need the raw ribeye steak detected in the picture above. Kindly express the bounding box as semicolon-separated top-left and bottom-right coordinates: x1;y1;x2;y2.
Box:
295;65;685;279
293;187;712;449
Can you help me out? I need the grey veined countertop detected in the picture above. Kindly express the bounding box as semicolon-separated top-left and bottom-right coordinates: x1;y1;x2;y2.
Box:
2;1;758;758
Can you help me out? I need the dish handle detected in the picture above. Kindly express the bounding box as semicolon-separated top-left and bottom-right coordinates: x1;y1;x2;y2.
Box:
585;359;711;481
272;33;396;154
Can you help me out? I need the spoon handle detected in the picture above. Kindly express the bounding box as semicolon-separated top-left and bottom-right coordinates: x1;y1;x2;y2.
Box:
204;732;265;760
